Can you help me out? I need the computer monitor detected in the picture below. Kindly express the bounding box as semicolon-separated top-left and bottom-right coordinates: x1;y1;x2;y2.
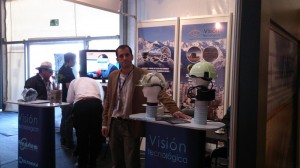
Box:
79;50;119;82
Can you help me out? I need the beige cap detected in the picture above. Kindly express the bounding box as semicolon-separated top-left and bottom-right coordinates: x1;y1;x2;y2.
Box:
35;61;53;70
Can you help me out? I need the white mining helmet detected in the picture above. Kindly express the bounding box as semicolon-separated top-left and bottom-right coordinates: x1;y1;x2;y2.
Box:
189;62;217;81
139;72;166;89
21;88;38;102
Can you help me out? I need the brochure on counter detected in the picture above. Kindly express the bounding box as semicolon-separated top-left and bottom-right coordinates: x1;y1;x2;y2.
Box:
155;116;191;124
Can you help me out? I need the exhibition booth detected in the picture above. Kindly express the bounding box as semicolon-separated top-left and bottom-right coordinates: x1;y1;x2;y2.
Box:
132;5;233;167
2;0;300;168
4;0;237;167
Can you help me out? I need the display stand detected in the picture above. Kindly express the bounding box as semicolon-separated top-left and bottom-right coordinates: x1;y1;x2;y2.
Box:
6;100;69;168
130;113;224;168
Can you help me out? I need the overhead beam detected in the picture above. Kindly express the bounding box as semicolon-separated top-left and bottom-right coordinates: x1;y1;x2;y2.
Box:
64;0;121;14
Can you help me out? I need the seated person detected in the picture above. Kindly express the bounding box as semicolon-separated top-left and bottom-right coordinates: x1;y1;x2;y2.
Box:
24;61;54;100
87;54;118;81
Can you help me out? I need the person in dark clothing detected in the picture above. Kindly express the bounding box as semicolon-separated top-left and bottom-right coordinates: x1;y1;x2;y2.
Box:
206;106;231;168
222;106;231;134
58;52;76;149
24;61;54;100
67;77;104;168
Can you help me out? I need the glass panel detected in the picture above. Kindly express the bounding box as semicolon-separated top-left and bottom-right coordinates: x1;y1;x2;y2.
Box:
6;44;25;111
28;42;84;79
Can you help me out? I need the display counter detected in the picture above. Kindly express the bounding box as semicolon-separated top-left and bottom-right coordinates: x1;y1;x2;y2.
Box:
130;113;224;168
6;100;69;168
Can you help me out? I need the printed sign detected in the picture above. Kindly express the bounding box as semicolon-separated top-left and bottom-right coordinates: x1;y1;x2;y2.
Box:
145;122;205;168
18;105;55;168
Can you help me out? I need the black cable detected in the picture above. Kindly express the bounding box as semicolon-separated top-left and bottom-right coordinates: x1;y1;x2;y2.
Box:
187;81;214;99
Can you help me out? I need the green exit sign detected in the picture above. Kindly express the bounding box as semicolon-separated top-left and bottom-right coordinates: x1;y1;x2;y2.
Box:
50;19;59;26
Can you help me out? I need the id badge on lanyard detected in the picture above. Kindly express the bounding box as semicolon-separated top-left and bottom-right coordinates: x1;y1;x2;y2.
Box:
117;74;125;111
116;95;121;111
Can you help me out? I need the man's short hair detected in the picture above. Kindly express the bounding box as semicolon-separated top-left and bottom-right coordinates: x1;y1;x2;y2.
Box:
98;54;108;59
115;45;133;57
64;52;76;63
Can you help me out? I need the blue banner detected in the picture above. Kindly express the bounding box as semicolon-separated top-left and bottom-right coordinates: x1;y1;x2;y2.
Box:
18;105;55;168
145;122;205;168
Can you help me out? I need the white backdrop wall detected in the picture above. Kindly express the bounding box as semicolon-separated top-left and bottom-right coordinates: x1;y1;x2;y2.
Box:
5;0;119;41
121;0;236;65
136;0;235;21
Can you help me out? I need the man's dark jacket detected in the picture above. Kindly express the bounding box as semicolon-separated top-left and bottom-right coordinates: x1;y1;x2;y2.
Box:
24;74;48;100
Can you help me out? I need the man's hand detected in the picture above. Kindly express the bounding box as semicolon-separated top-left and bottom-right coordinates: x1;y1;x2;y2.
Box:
101;127;109;137
172;111;192;119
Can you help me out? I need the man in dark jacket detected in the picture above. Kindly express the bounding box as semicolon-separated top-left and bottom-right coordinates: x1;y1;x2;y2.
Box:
24;61;53;100
58;52;76;149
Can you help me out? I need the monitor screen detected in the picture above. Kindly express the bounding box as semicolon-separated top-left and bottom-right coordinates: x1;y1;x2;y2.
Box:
79;50;119;80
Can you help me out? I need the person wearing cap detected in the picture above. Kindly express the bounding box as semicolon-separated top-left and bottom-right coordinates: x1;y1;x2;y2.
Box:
57;52;76;150
24;61;54;100
101;45;191;168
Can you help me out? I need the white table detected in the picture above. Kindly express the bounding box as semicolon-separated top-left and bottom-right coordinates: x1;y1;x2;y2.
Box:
130;113;224;130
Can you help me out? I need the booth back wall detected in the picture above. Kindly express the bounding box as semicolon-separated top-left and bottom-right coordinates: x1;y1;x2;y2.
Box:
134;0;236;116
137;0;235;21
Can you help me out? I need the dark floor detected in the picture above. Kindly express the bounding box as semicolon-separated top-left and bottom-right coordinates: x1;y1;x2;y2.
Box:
0;110;227;168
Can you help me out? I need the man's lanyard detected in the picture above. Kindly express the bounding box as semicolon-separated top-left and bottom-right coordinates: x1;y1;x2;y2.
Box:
116;68;133;111
118;68;134;97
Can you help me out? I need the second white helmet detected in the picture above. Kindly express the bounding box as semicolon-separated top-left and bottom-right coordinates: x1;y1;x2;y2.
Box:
189;62;217;80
